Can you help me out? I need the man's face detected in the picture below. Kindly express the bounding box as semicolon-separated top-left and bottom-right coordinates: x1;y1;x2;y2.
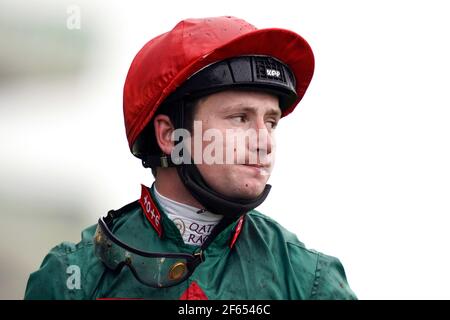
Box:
190;90;281;199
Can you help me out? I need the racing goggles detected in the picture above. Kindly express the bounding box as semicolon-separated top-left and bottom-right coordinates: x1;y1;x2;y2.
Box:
93;203;204;288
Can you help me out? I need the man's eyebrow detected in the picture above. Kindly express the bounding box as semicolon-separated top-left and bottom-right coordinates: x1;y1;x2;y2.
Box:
220;103;282;117
219;103;250;113
266;108;282;118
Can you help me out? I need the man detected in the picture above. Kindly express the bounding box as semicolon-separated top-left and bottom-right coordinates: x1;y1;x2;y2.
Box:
25;16;356;299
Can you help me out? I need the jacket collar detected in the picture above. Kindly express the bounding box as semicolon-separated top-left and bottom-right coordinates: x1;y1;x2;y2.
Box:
138;184;245;250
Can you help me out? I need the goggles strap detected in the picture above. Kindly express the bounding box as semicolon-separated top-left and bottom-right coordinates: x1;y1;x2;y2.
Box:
105;200;140;223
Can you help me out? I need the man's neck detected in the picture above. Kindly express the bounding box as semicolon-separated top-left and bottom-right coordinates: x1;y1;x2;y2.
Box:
154;167;206;209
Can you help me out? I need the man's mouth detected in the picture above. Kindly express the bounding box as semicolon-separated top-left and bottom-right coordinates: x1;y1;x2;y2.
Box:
239;163;271;176
243;163;270;168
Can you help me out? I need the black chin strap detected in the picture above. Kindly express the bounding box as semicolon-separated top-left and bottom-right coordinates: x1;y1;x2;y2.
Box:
176;163;271;218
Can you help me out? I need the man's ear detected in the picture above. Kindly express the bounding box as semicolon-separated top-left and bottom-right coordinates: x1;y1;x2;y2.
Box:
154;114;175;155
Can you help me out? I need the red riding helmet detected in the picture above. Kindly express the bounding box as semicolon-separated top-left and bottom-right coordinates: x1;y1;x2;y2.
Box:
123;16;315;160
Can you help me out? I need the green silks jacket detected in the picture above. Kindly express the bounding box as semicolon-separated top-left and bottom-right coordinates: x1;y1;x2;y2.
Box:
24;185;356;300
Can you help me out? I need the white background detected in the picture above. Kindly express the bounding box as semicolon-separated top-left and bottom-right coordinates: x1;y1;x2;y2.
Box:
1;0;449;299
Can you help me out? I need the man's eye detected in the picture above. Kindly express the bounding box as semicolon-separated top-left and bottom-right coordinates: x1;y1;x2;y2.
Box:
231;115;247;123
266;120;278;129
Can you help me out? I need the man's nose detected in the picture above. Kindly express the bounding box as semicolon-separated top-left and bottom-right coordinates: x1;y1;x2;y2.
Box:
251;118;273;156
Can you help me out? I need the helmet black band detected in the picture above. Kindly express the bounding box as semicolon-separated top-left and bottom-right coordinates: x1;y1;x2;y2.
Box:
166;55;297;111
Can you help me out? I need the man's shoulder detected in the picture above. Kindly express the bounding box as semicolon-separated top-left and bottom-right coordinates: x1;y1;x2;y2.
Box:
55;224;97;253
246;210;357;299
41;222;98;263
50;200;142;258
245;209;321;268
246;209;310;250
24;223;101;300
